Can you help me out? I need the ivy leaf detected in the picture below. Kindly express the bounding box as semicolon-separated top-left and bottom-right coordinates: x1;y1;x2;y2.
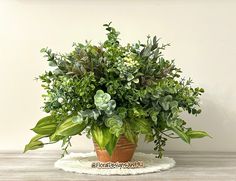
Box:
49;133;64;142
31;116;57;135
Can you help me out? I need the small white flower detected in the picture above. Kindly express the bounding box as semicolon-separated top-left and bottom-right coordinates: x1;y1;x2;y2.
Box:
67;111;72;115
58;97;64;103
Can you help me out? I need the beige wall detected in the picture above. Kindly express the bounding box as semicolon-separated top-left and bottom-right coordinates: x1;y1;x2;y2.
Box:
0;0;236;153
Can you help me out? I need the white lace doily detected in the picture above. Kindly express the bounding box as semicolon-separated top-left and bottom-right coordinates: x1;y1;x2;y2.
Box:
55;152;175;175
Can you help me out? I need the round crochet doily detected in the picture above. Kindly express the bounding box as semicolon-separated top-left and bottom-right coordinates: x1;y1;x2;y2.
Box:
54;152;175;175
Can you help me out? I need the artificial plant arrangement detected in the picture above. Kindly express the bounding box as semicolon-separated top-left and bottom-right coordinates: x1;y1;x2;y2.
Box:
24;23;210;160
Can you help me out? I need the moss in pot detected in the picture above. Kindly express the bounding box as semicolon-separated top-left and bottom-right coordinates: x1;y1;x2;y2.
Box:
24;23;210;162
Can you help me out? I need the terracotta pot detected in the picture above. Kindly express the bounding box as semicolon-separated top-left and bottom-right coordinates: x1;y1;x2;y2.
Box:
93;135;137;162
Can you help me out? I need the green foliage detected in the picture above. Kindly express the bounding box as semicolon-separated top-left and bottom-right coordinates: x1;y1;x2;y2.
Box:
25;23;209;158
123;122;138;144
91;126;110;149
24;134;45;153
31;116;57;135
187;130;212;139
54;116;87;137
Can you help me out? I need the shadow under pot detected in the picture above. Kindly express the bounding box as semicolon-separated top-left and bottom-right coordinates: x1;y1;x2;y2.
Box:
93;135;137;162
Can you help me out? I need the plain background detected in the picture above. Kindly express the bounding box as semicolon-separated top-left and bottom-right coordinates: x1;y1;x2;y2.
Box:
0;0;235;153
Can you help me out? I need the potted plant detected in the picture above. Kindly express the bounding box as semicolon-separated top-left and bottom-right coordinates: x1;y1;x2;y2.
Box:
24;23;210;162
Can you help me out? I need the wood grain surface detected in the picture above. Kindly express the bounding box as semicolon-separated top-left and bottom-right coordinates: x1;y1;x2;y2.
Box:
0;151;236;181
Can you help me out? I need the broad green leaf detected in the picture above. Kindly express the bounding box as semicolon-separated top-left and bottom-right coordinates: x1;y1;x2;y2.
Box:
31;116;57;135
24;141;44;153
91;126;110;149
170;127;190;144
49;133;64;142
55;116;87;137
187;130;211;139
24;134;45;153
105;135;119;156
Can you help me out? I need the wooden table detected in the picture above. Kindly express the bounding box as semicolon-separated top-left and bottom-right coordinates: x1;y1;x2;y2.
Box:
0;151;236;181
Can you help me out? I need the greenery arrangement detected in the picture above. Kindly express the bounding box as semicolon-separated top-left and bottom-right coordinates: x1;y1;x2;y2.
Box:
24;23;210;158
